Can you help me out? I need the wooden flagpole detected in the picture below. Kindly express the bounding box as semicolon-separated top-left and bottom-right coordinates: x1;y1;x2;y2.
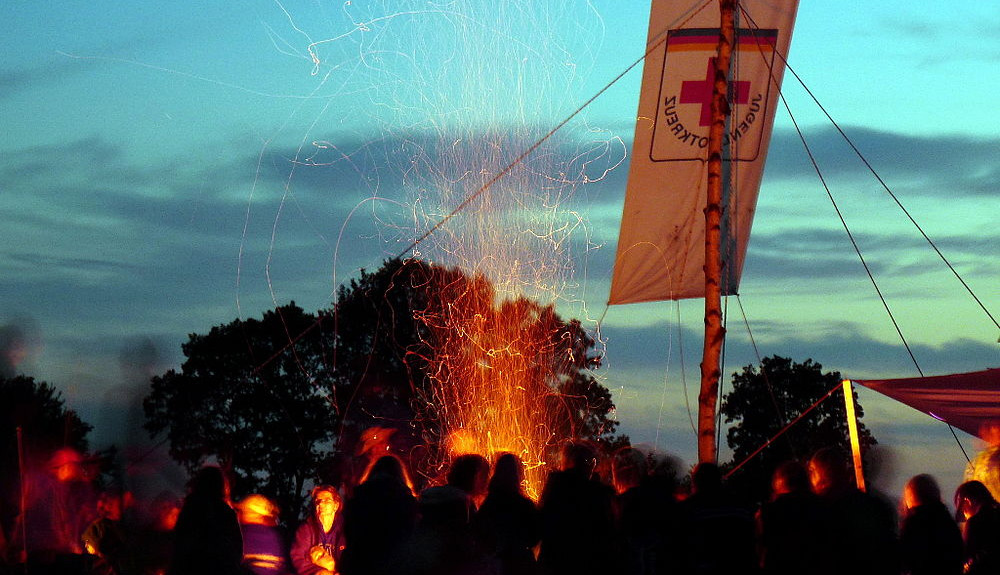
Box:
698;0;735;464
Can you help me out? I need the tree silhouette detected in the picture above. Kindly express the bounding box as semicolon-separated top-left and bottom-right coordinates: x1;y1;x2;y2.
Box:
145;259;625;514
328;258;625;485
720;355;875;503
144;303;337;524
0;375;92;537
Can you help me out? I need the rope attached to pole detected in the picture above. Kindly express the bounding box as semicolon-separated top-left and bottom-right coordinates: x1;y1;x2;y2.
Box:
724;382;842;479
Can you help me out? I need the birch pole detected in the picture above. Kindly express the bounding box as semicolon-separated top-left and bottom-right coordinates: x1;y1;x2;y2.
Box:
698;0;735;464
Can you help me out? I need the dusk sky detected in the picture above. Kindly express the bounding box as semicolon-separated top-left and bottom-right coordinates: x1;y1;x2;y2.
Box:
2;1;997;501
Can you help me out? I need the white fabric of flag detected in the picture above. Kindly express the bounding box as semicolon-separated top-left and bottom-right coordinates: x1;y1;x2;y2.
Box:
608;0;799;304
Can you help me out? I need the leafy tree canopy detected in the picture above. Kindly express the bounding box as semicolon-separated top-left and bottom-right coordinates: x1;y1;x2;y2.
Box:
329;258;626;484
333;259;627;476
144;303;337;524
145;259;625;518
720;355;876;503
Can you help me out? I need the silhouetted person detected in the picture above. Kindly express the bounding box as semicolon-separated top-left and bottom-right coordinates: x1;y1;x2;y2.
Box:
415;452;490;548
238;494;291;575
679;462;756;575
613;447;647;575
955;480;1000;575
757;460;831;575
538;441;616;575
613;448;683;575
290;486;344;575
808;447;898;575
340;455;418;575
898;474;962;575
168;466;243;575
474;453;540;575
447;453;490;509
408;468;487;575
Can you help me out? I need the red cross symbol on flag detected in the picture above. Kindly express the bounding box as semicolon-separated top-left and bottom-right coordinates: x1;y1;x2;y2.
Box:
680;58;751;127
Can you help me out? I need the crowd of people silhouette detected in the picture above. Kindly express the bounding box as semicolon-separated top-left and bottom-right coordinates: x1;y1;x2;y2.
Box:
3;442;999;575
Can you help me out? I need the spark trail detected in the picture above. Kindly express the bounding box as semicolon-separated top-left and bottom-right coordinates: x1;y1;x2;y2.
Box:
291;1;624;494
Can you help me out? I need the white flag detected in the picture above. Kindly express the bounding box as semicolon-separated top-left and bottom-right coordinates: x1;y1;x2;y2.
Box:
609;0;798;304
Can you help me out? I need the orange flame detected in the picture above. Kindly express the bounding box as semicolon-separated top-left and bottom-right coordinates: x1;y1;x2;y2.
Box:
414;267;580;498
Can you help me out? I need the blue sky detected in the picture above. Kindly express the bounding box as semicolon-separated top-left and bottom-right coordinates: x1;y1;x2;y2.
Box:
2;0;997;500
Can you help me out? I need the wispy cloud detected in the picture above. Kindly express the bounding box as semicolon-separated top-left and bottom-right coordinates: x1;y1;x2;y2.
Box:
764;126;999;197
601;318;997;387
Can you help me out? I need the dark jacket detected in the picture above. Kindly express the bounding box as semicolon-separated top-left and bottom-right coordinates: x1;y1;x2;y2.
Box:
900;501;963;575
169;496;243;575
817;487;898;575
679;489;757;575
340;475;417;575
474;489;540;575
964;503;1000;575
290;514;345;575
758;490;830;575
538;468;616;575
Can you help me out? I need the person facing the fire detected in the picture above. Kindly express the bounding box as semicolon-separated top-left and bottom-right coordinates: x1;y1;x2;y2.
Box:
538;441;616;575
339;455;418;575
291;486;345;575
474;452;540;575
757;460;828;575
678;462;756;575
808;447;898;575
898;474;962;575
168;465;243;575
954;480;1000;575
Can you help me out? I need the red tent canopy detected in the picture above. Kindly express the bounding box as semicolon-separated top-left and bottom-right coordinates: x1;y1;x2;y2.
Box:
853;368;1000;439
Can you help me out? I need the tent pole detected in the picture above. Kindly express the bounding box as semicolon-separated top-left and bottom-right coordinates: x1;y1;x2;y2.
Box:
842;380;866;491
